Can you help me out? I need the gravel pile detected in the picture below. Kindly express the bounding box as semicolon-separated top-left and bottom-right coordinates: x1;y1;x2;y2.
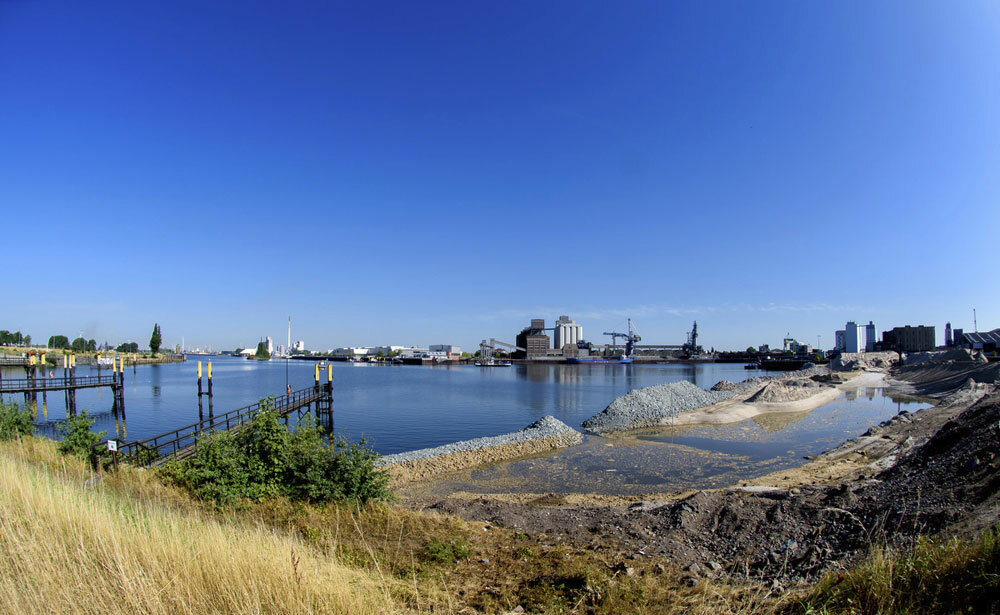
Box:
378;416;582;466
581;381;735;434
710;380;738;391
583;366;833;434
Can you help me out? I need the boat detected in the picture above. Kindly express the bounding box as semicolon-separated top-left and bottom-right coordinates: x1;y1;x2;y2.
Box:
475;359;512;367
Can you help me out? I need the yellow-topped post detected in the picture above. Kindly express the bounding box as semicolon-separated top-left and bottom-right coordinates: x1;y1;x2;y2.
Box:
314;363;320;385
327;363;333;383
207;361;213;398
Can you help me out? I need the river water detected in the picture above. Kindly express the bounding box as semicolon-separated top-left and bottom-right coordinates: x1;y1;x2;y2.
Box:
2;356;928;493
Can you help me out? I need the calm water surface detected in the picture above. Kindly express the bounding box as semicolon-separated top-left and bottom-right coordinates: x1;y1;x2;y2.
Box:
5;356;762;453
3;357;929;493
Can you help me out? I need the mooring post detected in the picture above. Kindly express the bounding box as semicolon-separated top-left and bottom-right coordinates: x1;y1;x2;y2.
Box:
69;354;77;415
197;360;203;398
207;361;213;398
118;355;126;426
132;353;136;376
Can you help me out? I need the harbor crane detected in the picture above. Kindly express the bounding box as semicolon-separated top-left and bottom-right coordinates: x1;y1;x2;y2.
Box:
603;319;641;357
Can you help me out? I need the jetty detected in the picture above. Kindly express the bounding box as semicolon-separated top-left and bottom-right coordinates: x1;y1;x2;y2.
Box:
110;364;334;468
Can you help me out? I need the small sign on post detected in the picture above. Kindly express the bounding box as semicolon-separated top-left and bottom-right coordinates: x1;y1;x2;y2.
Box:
107;439;119;471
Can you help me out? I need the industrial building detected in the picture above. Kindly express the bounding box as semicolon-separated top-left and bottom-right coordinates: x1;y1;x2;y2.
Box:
553;315;583;352
834;330;846;352
844;321;865;353
956;329;1000;352
865;321;878;352
882;325;936;352
515;319;550;359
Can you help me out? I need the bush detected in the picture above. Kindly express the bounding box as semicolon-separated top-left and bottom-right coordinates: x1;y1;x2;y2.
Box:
421;538;472;564
161;409;390;506
0;401;34;441
56;411;106;458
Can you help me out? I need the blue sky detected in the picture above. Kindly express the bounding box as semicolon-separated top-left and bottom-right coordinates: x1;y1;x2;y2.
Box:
2;1;997;351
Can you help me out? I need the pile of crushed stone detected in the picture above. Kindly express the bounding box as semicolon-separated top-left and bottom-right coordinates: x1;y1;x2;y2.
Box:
710;380;739;391
581;381;734;434
379;416;581;466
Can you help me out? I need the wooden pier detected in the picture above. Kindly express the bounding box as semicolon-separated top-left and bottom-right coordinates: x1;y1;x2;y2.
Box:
0;354;126;416
111;364;334;468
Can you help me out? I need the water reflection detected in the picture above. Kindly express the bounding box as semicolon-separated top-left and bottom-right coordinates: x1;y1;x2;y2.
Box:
403;387;933;497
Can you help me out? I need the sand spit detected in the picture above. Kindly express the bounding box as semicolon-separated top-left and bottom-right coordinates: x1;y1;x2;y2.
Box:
583;366;855;433
379;416;583;485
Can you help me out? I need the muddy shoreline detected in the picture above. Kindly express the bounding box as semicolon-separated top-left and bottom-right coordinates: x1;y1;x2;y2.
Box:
398;351;1000;583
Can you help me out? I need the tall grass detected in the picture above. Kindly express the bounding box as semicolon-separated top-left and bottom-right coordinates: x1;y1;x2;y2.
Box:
797;528;1000;614
0;438;404;615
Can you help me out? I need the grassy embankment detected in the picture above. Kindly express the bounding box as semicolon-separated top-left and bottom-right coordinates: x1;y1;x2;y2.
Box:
0;345;185;365
1;402;997;614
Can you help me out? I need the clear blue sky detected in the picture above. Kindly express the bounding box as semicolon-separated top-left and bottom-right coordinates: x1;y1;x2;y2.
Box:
2;1;997;352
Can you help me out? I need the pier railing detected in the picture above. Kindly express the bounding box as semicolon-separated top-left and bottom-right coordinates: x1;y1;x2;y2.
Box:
112;385;331;467
0;374;119;393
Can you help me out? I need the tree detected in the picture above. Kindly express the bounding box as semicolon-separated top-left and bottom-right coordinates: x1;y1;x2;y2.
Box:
48;335;70;349
116;342;138;353
746;346;757;354
254;341;270;360
149;323;162;355
71;337;87;352
86;339;97;352
23;335;30;347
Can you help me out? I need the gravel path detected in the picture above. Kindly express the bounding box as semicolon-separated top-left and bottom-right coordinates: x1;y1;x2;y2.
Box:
378;416;581;466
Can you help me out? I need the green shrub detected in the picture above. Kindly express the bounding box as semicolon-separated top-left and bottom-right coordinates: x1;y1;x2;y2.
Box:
56;411;106;458
421;538;472;564
0;401;34;441
161;408;390;506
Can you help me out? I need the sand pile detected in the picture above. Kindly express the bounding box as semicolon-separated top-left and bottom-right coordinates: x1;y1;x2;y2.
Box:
744;380;822;403
831;352;898;371
904;348;986;366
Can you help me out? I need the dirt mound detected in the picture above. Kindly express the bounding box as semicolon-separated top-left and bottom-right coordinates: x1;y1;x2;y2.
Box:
904;348;986;366
427;392;1000;584
744;380;821;403
892;360;1000;397
710;380;738;391
831;352;898;372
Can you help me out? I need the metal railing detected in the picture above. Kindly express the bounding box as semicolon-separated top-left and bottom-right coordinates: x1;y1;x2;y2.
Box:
114;385;331;467
0;374;119;393
0;356;29;366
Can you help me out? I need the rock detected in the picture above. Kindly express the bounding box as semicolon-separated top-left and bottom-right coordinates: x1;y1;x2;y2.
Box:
511;606;525;614
706;561;722;572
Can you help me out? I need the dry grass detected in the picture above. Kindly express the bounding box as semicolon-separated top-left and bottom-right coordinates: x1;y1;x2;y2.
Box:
0;438;406;615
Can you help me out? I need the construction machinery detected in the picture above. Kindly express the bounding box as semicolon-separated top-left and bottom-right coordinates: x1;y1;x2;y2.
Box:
602;319;641;358
478;338;524;365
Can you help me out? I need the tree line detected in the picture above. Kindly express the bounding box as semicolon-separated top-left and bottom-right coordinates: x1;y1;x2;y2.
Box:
0;330;31;347
3;323;164;356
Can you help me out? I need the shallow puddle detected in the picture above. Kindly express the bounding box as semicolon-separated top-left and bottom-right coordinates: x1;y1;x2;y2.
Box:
398;386;931;498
